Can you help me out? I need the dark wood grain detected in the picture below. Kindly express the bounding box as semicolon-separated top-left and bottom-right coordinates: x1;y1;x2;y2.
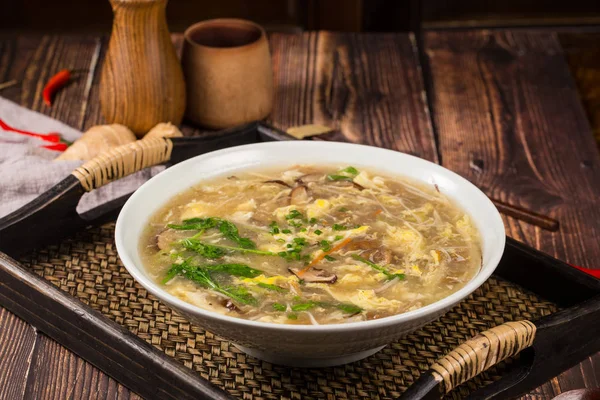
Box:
424;29;600;399
0;308;37;400
269;32;438;161
24;334;142;400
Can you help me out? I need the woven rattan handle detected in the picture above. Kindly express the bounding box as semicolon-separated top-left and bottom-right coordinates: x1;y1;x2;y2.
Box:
71;137;174;191
431;320;537;393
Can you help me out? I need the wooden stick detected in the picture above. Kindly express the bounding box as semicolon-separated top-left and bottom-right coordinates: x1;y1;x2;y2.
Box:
0;79;18;90
490;197;559;232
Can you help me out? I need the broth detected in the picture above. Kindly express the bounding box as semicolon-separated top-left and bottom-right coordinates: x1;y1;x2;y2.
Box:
140;165;482;325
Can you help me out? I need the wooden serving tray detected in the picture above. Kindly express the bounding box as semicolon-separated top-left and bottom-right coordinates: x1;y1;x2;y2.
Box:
0;123;598;399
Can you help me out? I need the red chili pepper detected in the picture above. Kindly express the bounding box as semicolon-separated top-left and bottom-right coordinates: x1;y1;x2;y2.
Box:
0;118;62;143
41;142;69;152
42;69;71;106
569;263;600;279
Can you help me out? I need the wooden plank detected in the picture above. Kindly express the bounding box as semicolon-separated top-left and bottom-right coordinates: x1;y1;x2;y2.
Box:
269;32;438;161
0;308;37;400
424;29;600;399
23;333;141;400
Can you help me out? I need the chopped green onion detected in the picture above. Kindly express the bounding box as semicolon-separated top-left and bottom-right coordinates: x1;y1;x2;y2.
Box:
351;255;405;280
327;174;352;181
286;210;303;220
324;255;336;261
269;221;280;235
340;166;359;176
314;229;323;235
272;303;287;311
337;303;362;314
258;283;287;292
291;301;318;311
319;240;332;251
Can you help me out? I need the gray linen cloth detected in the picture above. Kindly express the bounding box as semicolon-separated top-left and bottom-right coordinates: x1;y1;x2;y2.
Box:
0;97;159;218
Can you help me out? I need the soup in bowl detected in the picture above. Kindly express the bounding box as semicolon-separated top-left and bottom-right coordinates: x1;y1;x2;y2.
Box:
116;141;505;367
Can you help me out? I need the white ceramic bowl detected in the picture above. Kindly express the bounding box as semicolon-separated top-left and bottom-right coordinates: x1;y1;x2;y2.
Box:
115;141;505;367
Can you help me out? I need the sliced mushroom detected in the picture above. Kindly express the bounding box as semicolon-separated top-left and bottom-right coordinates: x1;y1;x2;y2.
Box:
264;179;292;188
156;229;180;251
290;184;310;205
346;240;379;251
289;267;337;284
364;248;393;265
329;180;365;191
296;173;322;185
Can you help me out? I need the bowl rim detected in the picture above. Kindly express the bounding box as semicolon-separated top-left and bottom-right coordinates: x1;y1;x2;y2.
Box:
115;141;506;333
183;18;267;53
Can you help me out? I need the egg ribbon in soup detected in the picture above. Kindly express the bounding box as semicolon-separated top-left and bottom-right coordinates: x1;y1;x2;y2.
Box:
141;166;482;325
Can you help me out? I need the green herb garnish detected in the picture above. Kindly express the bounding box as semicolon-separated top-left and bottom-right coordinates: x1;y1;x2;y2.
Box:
162;261;257;305
282;229;292;234
351;255;405;280
340;166;359;176
314;229;323;235
204;263;262;278
324;255;336;261
332;224;348;231
337;303;363;314
327;166;359;181
287;313;298;320
327;174;353;181
319;240;332;251
162;263;185;284
291;301;319;311
258;283;287;292
181;238;226;259
168;217;217;231
334;235;344;241
277;236;309;261
293;237;307;245
181;238;275;257
272;303;287;311
269;221;280;235
286;210;303;220
309;218;317;224
169;217;256;249
338;207;349;212
218;220;256;249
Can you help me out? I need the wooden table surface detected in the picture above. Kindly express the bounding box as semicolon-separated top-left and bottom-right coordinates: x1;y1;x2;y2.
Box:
0;30;599;399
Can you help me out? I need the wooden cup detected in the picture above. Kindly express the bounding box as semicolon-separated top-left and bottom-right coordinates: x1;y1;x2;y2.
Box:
181;19;274;129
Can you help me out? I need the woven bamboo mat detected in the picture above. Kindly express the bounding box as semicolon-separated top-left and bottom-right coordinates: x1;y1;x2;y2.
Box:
18;222;558;400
